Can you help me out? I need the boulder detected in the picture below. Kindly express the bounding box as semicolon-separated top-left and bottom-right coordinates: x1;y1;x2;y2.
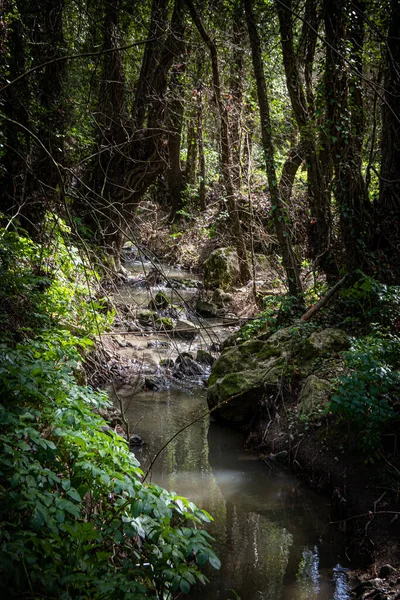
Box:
298;375;332;417
203;247;240;290
148;290;170;311
196;349;215;366
173;319;200;340
212;288;233;308
207;360;285;423
207;325;348;424
137;309;158;327
195;298;218;318
308;328;350;355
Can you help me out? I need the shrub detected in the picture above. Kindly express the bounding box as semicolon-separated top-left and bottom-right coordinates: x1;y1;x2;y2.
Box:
330;332;400;452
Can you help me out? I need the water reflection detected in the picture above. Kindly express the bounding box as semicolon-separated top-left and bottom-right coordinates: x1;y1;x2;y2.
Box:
109;385;350;600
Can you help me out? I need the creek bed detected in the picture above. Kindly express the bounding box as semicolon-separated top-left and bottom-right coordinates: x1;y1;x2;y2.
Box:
109;258;352;599
108;383;351;600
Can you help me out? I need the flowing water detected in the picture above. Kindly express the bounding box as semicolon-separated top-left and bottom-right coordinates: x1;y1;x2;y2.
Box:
109;259;352;599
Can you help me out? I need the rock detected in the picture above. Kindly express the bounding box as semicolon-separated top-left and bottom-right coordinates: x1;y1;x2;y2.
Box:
207;360;285;423
308;328;350;355
380;565;396;578
148;290;170;310
173;319;200;339
212;288;233;308
196;298;218;318
298;375;332;417
155;316;174;331
137;309;158;327
175;352;194;362
160;358;175;368
206;325;347;424
203;247;241;290
74;363;87;386
270;450;289;461
147;340;171;348
114;335;127;348
174;356;204;377
129;433;144;447
196;349;215;366
145;376;162;390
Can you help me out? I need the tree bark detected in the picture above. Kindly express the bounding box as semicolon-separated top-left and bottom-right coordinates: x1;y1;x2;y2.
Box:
375;0;400;281
276;0;337;279
244;0;303;297
324;0;370;271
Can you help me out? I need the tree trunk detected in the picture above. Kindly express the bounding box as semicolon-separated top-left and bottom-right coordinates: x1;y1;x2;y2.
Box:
244;0;303;297
185;0;250;283
324;0;370;271
276;0;337;279
375;0;400;281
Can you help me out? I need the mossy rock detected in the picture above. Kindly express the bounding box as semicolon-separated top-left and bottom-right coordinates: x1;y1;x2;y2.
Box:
137;309;158;326
203;247;240;290
148;290;170;311
155;316;173;331
196;299;218;318
298;375;332;417
207;360;285;423
207;325;349;424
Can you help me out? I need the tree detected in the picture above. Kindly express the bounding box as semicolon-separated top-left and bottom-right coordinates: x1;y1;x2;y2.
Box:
243;0;303;297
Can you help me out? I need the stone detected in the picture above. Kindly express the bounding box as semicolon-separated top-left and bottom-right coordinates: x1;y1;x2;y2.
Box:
137;309;158;326
155;316;173;331
160;358;175;368
195;298;218;318
174;356;204;377
147;340;171;348
270;450;289;461
207;360;285;423
298;375;332;417
212;288;233;308
196;349;215;366
144;376;160;390
308;328;350;355
379;565;396;578
203;247;240;290
114;335;127;348
148;290;170;310
173;319;200;339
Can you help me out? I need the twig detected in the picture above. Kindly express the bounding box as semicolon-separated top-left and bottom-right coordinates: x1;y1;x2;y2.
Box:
300;275;348;321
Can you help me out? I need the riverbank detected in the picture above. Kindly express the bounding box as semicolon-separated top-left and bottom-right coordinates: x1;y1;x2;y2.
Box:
105;243;400;598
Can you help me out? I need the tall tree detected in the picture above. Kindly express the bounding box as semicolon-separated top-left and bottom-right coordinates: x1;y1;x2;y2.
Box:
244;0;303;297
276;0;337;279
375;0;400;280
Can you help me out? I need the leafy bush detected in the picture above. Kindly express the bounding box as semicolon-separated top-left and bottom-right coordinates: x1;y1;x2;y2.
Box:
330;332;400;452
0;225;219;598
239;294;304;341
339;272;400;332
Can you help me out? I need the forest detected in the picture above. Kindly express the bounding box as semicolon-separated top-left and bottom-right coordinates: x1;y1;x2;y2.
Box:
0;0;399;598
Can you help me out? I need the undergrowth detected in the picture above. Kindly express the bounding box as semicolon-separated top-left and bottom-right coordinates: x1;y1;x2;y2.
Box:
0;221;219;598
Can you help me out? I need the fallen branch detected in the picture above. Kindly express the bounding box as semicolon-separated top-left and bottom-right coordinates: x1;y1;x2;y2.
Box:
300;275;348;322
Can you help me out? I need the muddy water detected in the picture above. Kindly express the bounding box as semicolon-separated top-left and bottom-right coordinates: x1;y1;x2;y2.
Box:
108;384;351;600
110;259;351;599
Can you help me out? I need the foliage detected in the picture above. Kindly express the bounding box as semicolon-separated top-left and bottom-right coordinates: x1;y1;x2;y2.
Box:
330;331;400;453
239;294;304;341
339;272;400;333
0;228;219;598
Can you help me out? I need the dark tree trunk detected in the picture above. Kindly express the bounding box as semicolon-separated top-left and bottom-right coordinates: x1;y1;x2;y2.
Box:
0;0;66;237
166;7;187;221
375;0;400;281
324;0;370;271
229;1;246;188
185;0;250;283
277;0;337;279
244;0;303;297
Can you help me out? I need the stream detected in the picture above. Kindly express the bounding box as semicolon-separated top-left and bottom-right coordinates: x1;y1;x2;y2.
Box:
109;256;352;600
